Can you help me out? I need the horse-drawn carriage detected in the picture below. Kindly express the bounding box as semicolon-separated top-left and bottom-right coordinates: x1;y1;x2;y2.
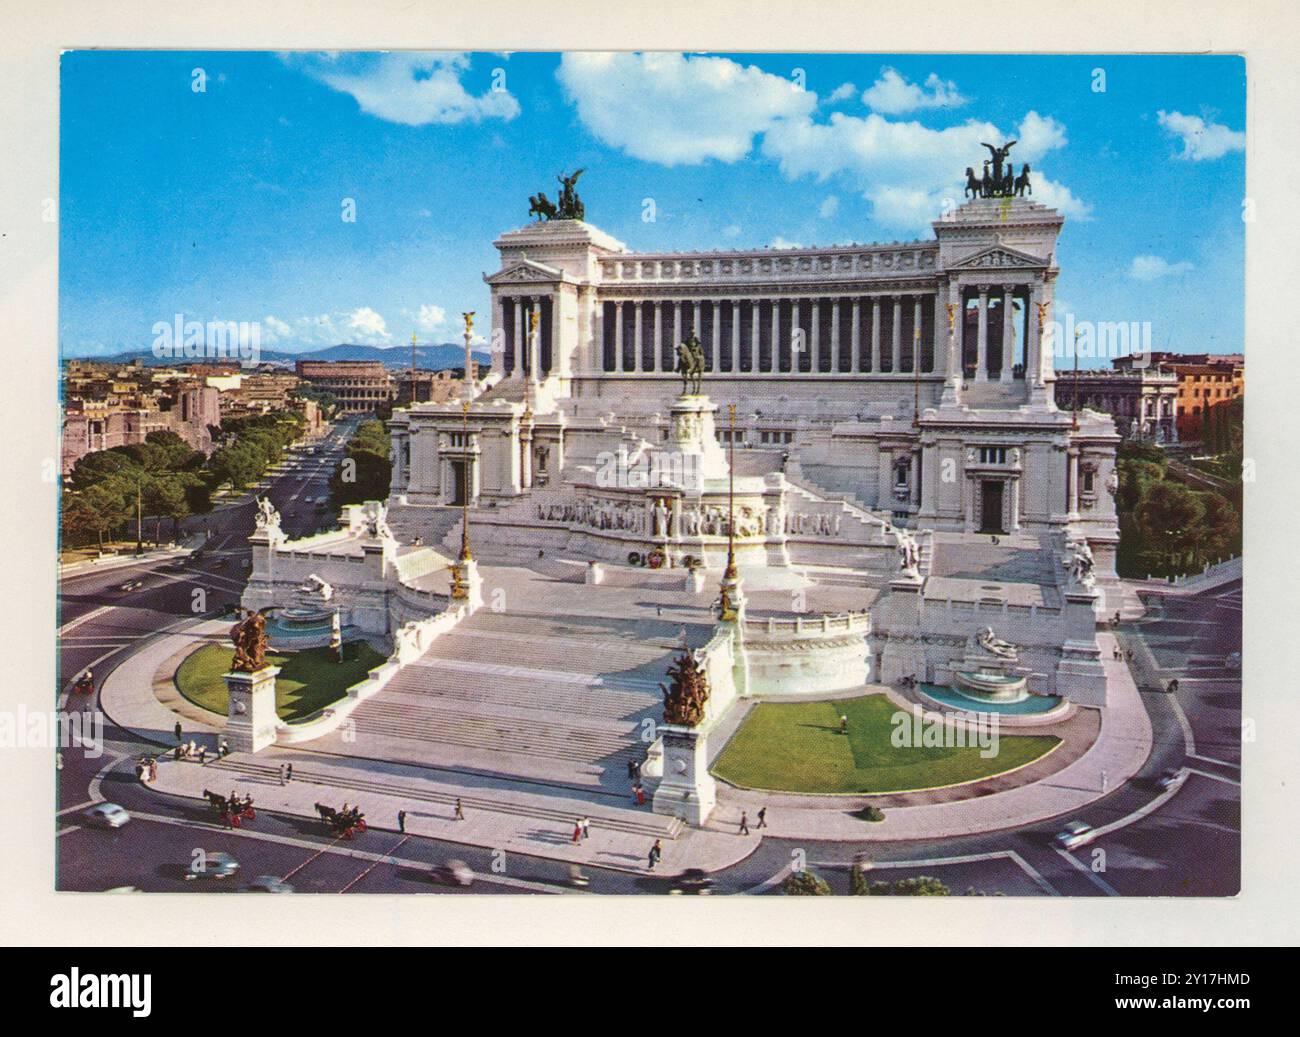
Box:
315;802;367;839
203;789;256;828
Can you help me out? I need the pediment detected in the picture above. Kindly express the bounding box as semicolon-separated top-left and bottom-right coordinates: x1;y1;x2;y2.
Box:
949;244;1047;271
484;258;568;285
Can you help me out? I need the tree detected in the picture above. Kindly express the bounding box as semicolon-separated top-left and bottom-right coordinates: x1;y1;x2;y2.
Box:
783;870;832;896
890;876;951;896
1137;481;1205;574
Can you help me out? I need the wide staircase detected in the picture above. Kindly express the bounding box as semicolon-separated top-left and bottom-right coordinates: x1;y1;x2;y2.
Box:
346;606;670;790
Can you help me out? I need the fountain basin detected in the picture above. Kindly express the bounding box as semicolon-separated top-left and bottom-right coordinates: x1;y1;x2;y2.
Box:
953;668;1029;702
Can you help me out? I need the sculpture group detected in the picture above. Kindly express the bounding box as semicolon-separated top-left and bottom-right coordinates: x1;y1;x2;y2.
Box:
229;609;269;673
964;142;1032;199
661;648;710;727
529;168;586;221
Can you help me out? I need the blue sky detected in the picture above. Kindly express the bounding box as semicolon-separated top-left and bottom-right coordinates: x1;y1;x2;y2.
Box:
60;51;1245;365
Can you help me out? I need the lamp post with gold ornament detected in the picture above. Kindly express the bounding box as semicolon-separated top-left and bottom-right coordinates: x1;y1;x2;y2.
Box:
461;310;476;402
718;402;745;623
940;301;961;406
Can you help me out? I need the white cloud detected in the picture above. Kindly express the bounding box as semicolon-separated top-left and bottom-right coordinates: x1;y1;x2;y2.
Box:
819;195;839;218
861;68;967;115
262;315;291;344
827;82;857;104
414;304;448;332
347;306;390;340
556;52;815;165
722;223;742;238
1156;110;1245;161
762;108;1084;231
287;52;519;126
1129;255;1194;281
770;236;803;249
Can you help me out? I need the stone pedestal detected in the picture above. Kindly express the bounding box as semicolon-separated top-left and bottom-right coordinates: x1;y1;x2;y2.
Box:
224;666;280;753
877;579;928;684
669;394;729;489
651;725;716;826
451;557;484;612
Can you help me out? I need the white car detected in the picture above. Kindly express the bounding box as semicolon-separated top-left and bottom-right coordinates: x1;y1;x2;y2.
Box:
431;859;474;887
185;852;240;881
1053;820;1096;851
83;803;130;829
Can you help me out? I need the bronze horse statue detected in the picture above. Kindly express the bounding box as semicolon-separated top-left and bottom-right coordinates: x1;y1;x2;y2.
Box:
528;192;558;221
675;334;705;395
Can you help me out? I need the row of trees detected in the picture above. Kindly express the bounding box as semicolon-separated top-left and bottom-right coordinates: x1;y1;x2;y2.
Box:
328;419;392;506
1114;440;1241;579
61;411;305;552
783;869;954;895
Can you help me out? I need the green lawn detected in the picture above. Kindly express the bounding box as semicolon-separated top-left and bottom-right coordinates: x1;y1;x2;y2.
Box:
712;694;1060;794
175;641;386;723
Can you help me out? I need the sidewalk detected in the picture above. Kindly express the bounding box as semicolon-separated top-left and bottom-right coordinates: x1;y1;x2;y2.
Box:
146;749;754;876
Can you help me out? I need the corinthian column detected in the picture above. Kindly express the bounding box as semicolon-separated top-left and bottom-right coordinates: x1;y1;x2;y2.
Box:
975;286;989;383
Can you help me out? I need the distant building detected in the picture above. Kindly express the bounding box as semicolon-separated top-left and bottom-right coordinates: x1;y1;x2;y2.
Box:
393;363;482;408
294;360;395;415
61;377;220;473
1112;352;1243;442
1055;365;1178;441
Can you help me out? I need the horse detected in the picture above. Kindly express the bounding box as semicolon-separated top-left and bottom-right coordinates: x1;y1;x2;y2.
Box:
315;802;337;823
1014;163;1033;197
675;339;704;395
964;167;983;200
202;789;226;813
528;192;557;221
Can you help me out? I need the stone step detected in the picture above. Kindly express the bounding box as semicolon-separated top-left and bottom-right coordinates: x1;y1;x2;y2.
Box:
351;703;640;766
389;664;656;721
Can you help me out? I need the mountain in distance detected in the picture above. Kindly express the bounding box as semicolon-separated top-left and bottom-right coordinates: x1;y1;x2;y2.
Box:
65;342;494;371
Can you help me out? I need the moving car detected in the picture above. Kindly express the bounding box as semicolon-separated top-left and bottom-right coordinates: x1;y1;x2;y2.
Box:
1053;820;1096;851
185;852;240;881
83;803;130;829
1157;767;1182;790
431;859;474;887
670;868;714;895
117;578;144;592
244;875;294;893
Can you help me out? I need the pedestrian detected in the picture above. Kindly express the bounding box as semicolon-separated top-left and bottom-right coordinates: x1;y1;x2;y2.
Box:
174;721;183;743
198;745;207;764
840;714;848;736
648;839;662;870
581;816;591;840
656;605;662;617
397;809;407;834
739;811;750;835
571;820;582;844
454;798;465;821
285;763;293;783
218;737;228;758
279;764;287;786
148;758;157;783
627;759;636;780
757;806;768;829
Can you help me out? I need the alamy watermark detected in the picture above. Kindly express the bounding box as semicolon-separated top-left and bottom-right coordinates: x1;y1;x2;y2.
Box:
1;707;103;758
891;705;1000;759
1045;312;1154;367
151;313;262;367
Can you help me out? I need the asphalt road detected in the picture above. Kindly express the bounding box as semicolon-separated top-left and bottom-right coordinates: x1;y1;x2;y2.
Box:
55;439;1242;896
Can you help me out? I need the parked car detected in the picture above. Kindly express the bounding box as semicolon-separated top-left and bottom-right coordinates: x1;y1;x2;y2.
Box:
83;803;130;829
1053;820;1096;851
243;875;294;893
431;859;474;887
185;851;240;881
